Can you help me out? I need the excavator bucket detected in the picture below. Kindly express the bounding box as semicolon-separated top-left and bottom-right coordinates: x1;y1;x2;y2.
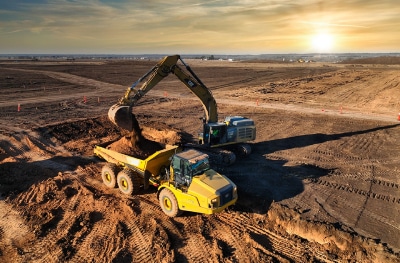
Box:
108;104;133;131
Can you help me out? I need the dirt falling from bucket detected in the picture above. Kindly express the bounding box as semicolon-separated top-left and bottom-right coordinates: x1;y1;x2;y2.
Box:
108;113;164;159
129;113;144;148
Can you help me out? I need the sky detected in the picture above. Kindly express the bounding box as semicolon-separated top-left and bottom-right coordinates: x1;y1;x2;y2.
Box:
0;0;399;54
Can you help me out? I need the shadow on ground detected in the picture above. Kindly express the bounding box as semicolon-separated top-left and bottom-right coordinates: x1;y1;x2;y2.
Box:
227;123;400;214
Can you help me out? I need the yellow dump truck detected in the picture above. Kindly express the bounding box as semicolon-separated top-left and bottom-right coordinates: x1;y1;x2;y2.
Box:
94;143;237;217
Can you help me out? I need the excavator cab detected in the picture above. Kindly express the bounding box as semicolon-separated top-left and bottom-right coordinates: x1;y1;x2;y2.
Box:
202;123;227;146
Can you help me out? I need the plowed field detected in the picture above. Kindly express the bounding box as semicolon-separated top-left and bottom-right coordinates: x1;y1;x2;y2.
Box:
0;58;399;262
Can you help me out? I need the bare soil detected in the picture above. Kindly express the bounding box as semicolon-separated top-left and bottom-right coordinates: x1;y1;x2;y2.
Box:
0;58;399;262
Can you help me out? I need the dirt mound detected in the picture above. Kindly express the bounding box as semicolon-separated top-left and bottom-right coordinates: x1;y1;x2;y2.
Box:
141;126;183;146
107;121;182;159
107;136;163;159
267;203;399;262
2;171;175;262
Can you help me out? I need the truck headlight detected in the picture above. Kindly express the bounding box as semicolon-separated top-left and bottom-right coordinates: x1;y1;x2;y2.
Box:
233;186;237;197
210;197;219;208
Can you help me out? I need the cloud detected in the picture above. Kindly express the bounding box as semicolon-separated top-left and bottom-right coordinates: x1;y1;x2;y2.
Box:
300;21;368;29
0;0;399;53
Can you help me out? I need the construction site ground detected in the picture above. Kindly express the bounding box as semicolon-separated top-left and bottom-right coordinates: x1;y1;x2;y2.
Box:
0;57;399;263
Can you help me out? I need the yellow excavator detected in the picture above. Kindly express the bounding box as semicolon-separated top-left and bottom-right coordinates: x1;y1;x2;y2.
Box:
108;55;256;165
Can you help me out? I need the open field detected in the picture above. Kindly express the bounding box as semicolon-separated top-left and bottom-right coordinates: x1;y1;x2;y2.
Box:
0;57;399;262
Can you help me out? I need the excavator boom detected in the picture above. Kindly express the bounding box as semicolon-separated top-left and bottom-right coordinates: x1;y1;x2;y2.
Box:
108;55;218;131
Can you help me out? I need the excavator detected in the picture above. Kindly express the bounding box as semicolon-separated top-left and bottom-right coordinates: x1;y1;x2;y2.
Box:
108;55;256;165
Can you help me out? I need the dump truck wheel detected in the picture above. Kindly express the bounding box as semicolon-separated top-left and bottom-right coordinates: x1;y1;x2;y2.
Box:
117;169;140;195
101;163;119;188
159;188;180;217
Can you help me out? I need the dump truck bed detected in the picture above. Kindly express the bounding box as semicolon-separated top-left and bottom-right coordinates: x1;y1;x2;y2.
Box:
94;142;179;176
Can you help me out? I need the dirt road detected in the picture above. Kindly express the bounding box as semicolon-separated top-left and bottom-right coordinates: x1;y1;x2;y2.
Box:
0;58;399;262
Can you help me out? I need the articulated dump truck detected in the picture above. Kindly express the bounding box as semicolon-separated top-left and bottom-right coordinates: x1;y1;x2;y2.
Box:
94;142;238;217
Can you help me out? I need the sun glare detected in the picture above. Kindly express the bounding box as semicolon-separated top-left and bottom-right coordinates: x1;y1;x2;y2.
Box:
311;33;334;52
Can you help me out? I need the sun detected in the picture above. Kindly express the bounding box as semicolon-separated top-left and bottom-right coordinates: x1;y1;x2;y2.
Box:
311;32;334;52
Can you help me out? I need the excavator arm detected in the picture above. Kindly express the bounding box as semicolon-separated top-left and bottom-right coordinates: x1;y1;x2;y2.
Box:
171;58;218;123
108;55;218;131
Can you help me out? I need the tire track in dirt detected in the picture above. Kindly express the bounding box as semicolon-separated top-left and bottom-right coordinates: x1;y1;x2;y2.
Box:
311;148;362;163
125;191;223;263
313;178;400;204
311;181;400;235
372;178;399;189
38;192;119;261
212;212;283;262
24;178;84;261
0;201;31;260
123;219;154;262
177;216;216;262
215;212;315;262
135;197;214;262
67;170;135;262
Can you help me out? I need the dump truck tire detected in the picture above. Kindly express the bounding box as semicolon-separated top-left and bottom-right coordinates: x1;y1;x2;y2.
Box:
159;188;180;217
117;169;141;195
101;163;119;188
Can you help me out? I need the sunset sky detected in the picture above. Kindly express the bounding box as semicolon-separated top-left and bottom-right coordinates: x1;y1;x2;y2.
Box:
1;0;399;54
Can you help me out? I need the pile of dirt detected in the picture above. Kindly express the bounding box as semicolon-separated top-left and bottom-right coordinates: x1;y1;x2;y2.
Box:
107;115;183;159
107;136;164;159
267;203;399;262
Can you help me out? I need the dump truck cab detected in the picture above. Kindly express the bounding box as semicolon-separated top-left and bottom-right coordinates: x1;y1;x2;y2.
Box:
171;149;210;186
158;149;238;217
